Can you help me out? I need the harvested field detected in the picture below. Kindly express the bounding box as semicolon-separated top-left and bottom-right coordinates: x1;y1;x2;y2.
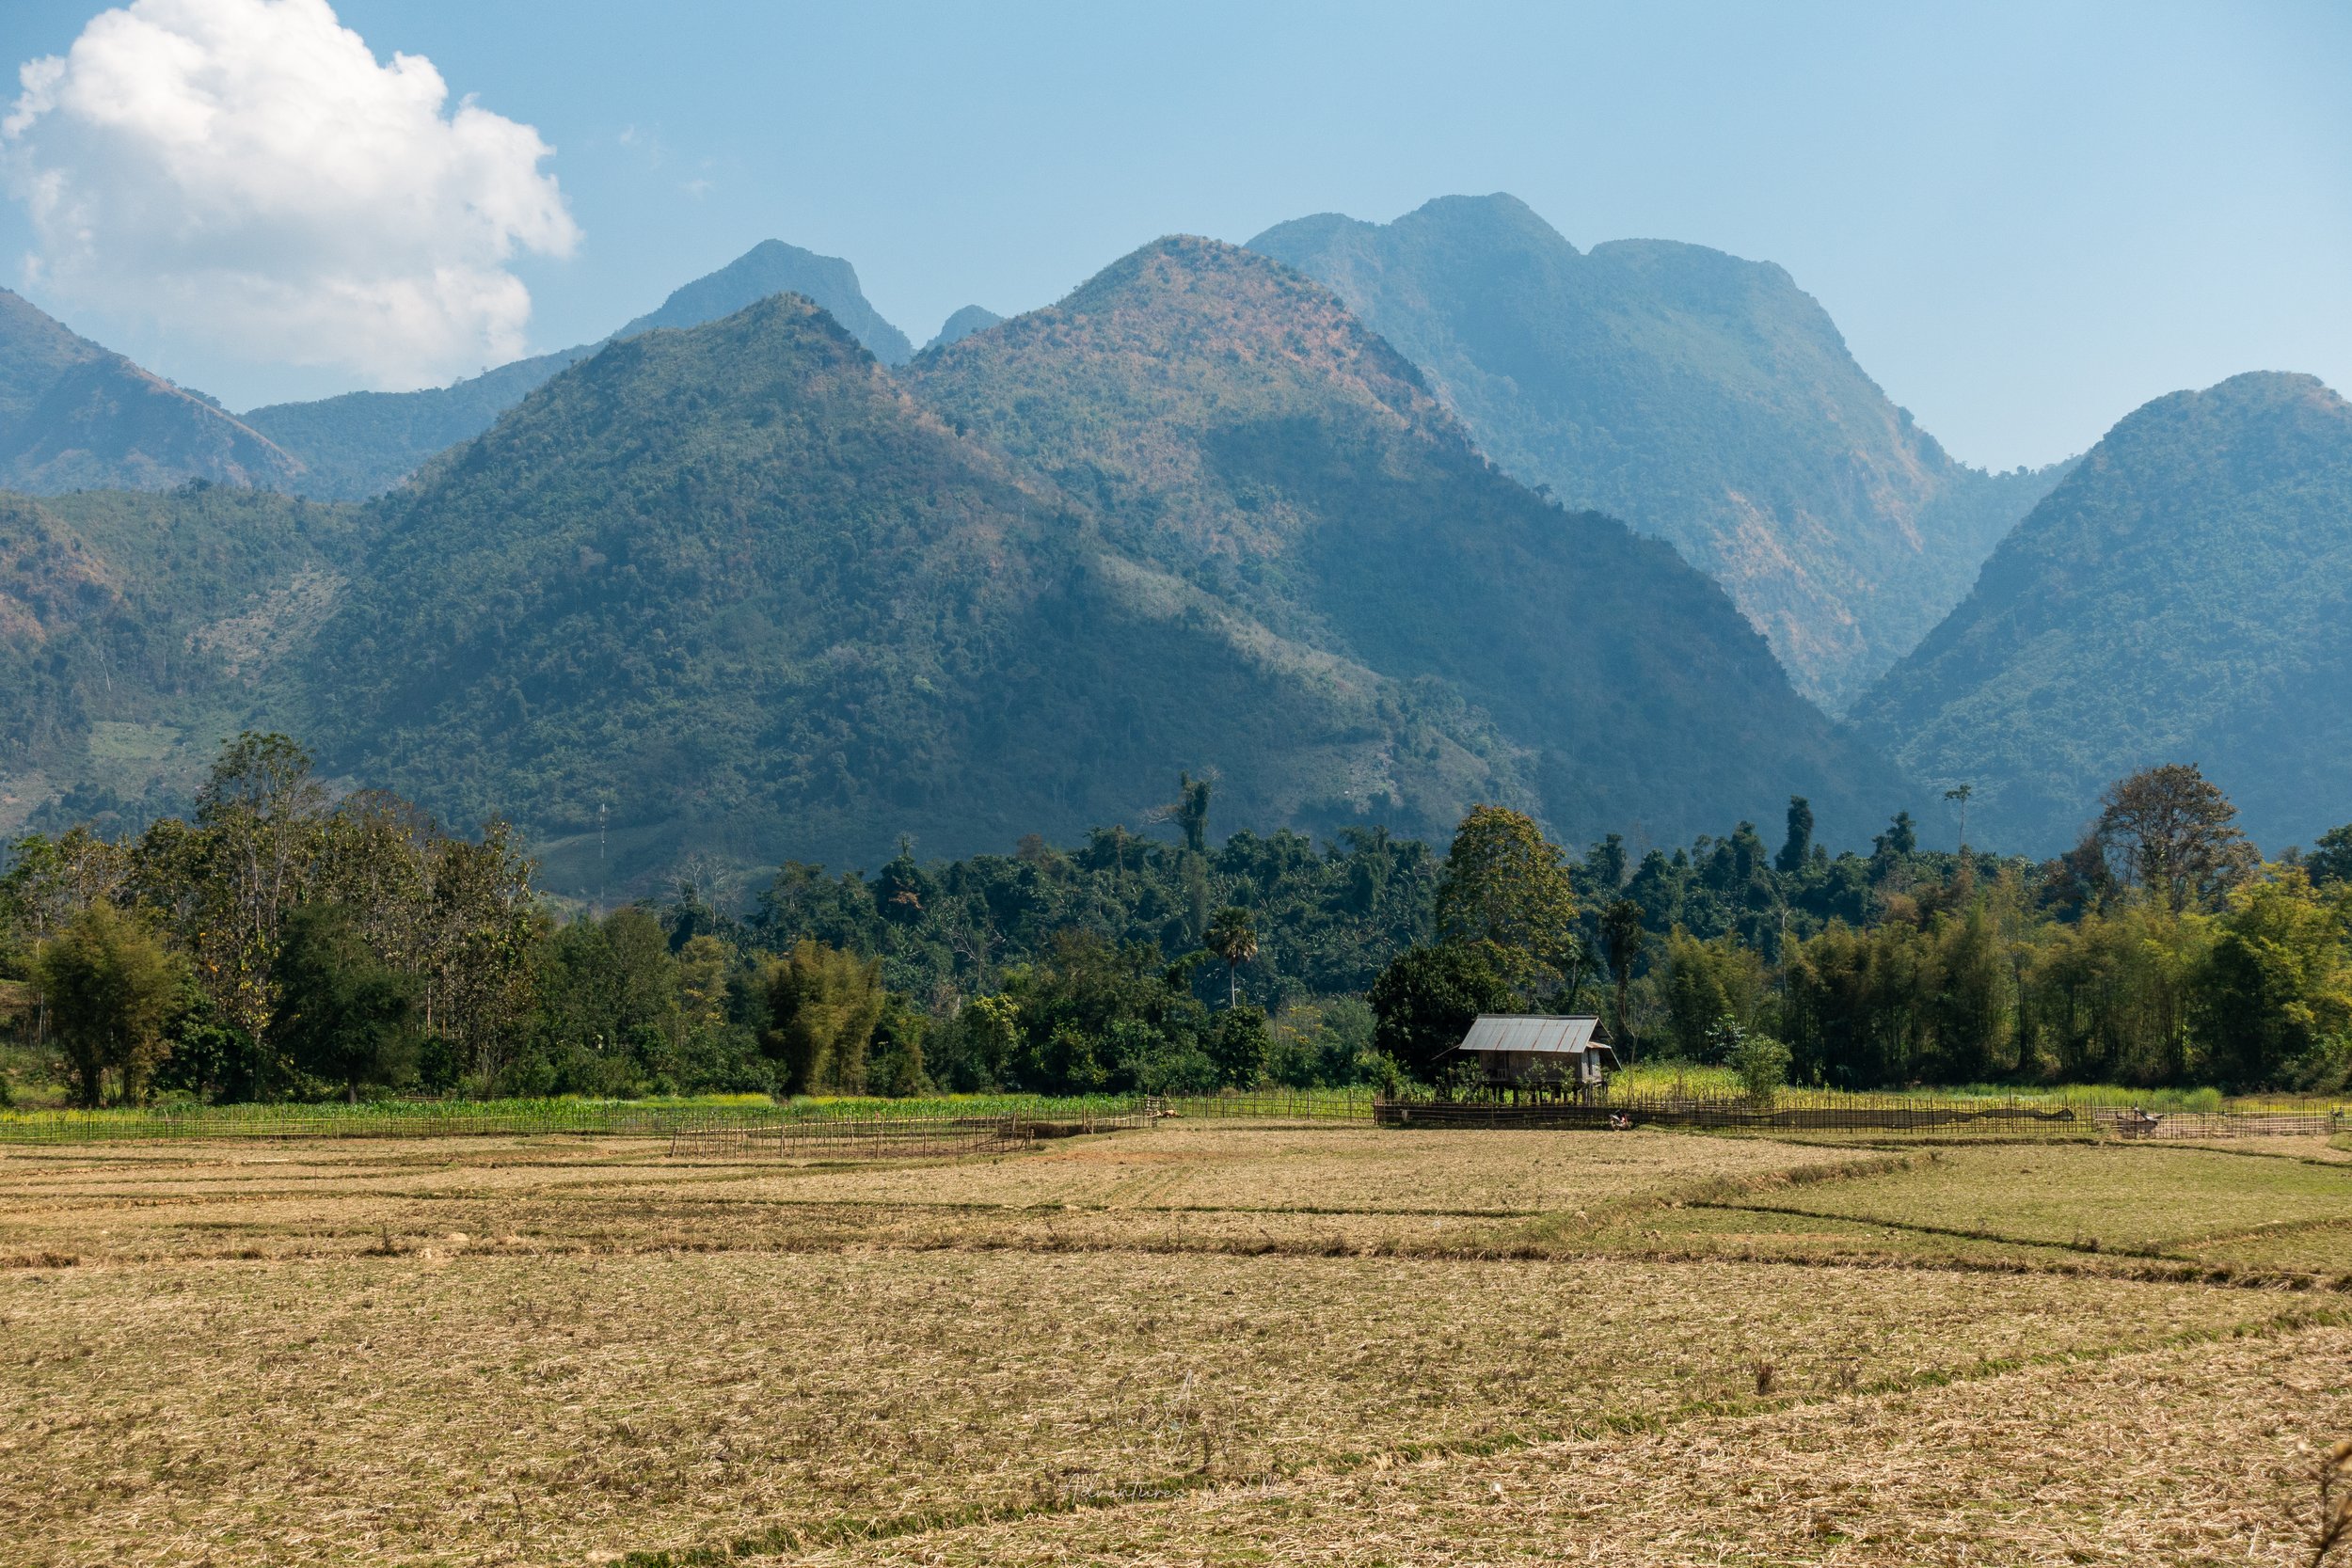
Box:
4;1120;2348;1567
768;1324;2352;1568
0;1128;1883;1266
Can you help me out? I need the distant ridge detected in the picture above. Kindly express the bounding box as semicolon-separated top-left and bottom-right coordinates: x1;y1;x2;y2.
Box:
924;306;1003;353
1852;372;2352;853
1250;195;2070;708
0;290;305;494
612;240;914;362
244;241;913;499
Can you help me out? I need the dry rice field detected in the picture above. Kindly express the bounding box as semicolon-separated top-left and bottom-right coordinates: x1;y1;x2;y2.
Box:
3;1121;2349;1566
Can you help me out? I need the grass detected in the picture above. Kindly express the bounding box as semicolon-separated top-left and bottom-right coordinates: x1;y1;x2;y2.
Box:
1736;1143;2352;1263
5;1117;2351;1565
0;1091;1148;1144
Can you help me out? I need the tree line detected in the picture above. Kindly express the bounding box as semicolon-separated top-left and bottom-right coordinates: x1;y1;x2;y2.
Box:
3;738;2347;1105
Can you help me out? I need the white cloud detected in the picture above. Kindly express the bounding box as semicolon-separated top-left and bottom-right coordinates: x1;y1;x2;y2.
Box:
3;0;580;390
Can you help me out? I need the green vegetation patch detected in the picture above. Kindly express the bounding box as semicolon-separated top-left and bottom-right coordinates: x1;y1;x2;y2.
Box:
1738;1142;2352;1258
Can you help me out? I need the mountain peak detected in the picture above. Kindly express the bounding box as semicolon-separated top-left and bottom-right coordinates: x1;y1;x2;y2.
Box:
907;234;1905;847
246;238;916;497
1855;371;2352;851
1248;194;2068;709
924;305;1003;353
615;239;913;364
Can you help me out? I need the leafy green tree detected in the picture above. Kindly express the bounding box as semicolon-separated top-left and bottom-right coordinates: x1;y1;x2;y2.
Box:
34;903;183;1106
1872;811;1918;860
273;903;420;1102
1782;920;1936;1088
2017;901;2208;1085
1928;902;2011;1081
2;827;131;960
1434;806;1580;999
1659;928;1769;1060
2306;824;2352;888
2192;868;2352;1089
1598;898;1647;1061
1722;1021;1791;1105
186;734;330;1060
1165;773;1214;856
1207;1003;1270;1087
865;992;932;1097
1368;942;1512;1083
955;993;1022;1090
762;940;886;1095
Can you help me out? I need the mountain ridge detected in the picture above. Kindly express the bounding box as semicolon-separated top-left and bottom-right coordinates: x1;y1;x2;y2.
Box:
243;240;913;499
906;234;1909;851
295;287;1532;885
1248;194;2071;709
1852;370;2352;852
0;290;307;494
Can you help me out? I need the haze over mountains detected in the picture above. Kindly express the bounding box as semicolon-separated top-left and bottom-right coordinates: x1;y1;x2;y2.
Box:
1251;196;2071;709
0;191;2342;880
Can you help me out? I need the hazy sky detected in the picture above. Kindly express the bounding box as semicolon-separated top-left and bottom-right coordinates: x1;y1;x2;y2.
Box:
1;0;2345;467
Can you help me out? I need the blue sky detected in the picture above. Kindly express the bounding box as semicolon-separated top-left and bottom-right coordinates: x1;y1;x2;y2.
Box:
1;0;2346;467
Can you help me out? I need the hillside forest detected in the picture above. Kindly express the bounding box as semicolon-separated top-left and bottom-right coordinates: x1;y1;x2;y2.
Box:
4;736;2347;1109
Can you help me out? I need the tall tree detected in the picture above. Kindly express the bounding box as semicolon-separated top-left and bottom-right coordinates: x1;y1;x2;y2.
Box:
2095;763;2258;912
1598;898;1647;1062
1368;942;1513;1082
2304;823;2352;888
1161;772;1214;856
1774;797;1814;875
2192;868;2352;1089
1204;905;1259;1006
762;939;885;1095
1433;806;1581;999
185;733;328;1063
273;903;420;1102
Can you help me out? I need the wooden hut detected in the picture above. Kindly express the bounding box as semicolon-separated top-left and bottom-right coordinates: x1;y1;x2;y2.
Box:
1444;1014;1617;1101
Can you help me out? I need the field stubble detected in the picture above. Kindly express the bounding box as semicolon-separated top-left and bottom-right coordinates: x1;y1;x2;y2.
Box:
3;1123;2348;1567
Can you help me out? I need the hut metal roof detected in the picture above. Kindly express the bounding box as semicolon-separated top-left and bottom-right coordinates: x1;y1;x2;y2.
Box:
1451;1014;1613;1057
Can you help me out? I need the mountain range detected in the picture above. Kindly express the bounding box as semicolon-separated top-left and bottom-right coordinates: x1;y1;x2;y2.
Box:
297;239;1899;881
1250;195;2071;709
0;195;2342;878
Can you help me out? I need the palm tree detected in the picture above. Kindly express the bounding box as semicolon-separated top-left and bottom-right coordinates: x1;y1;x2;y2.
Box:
1204;905;1259;1007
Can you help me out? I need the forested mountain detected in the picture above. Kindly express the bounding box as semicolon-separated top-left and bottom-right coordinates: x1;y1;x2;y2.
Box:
906;235;1906;851
0;292;305;494
296;292;1534;887
1853;372;2352;854
926;306;1004;352
0;485;361;837
1249;195;2070;709
244;240;913;499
